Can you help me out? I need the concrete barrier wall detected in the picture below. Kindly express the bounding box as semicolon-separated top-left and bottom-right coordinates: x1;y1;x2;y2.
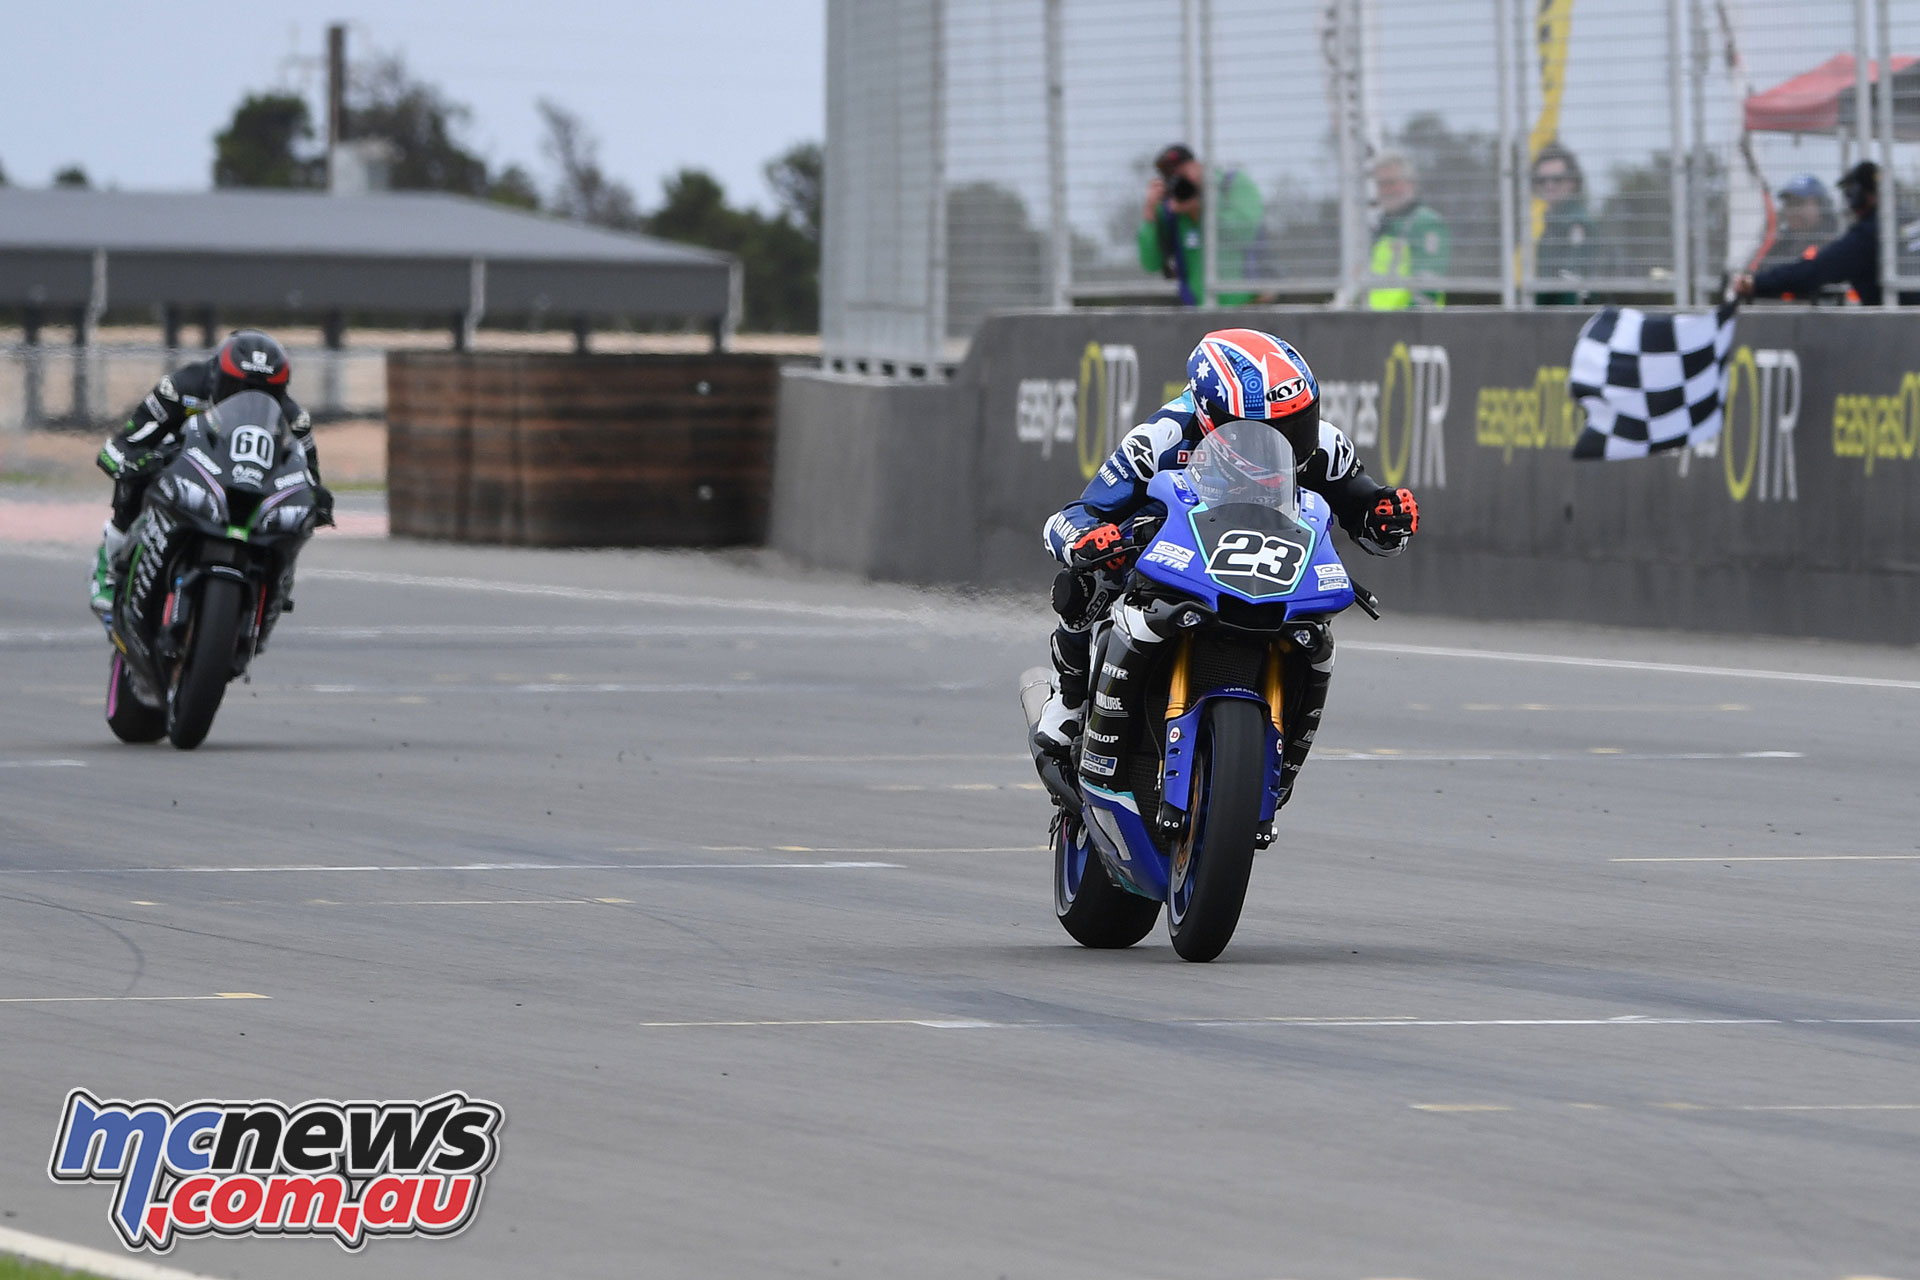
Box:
771;308;1920;644
390;352;778;547
769;369;980;581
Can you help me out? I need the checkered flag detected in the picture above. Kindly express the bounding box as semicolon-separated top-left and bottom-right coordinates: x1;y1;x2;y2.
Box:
1568;301;1738;460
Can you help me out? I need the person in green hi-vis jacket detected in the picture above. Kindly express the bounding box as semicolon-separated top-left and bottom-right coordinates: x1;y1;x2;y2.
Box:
1367;152;1449;310
1137;143;1265;306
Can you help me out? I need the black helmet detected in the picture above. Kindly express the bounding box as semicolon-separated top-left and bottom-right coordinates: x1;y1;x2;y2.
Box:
1838;161;1879;215
214;330;291;399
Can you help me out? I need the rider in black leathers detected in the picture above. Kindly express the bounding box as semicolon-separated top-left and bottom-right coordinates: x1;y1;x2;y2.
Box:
89;329;333;617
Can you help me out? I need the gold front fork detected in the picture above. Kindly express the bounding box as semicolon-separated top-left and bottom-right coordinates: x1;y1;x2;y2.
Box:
1164;634;1194;721
1263;641;1286;736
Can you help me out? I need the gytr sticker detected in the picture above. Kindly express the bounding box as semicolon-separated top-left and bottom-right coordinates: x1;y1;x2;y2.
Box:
48;1089;503;1253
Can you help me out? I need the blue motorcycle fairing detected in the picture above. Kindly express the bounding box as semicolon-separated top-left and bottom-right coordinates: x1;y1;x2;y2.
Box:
1158;692;1285;820
1079;783;1171;902
1132;472;1357;618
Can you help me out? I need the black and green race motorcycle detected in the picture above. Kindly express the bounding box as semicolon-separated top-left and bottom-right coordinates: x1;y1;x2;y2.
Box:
102;391;320;749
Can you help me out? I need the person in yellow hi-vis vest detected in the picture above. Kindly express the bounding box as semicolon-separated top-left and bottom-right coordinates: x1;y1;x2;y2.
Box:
1366;153;1449;311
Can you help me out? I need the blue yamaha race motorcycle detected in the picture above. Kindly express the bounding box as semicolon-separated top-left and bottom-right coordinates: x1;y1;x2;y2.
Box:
1020;421;1380;962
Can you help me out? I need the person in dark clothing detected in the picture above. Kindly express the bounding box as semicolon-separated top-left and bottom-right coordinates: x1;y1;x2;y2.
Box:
90;329;333;617
1737;162;1904;307
1532;141;1596;305
1761;173;1840;274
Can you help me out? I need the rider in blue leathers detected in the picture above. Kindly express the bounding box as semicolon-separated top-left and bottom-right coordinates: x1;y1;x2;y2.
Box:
1034;328;1419;806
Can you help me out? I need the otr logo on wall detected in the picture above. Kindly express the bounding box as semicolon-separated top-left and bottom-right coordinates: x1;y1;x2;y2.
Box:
1019;341;1447;489
1326;343;1451;488
1014;343;1139;478
1685;347;1799;502
1376;342;1448;489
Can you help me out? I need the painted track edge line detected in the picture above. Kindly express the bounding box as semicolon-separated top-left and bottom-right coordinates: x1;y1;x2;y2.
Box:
0;1223;227;1280
1344;640;1920;691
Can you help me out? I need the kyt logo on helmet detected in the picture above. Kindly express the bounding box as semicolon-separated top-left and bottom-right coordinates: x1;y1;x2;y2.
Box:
1186;329;1319;437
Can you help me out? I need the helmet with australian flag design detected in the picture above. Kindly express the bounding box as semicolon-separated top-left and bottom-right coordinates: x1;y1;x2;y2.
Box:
1185;328;1320;459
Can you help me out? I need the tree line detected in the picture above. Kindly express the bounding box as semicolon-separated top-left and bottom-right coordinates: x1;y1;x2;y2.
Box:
208;55;820;332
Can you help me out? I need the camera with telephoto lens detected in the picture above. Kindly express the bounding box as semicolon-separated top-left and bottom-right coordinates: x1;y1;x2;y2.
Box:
1167;173;1198;202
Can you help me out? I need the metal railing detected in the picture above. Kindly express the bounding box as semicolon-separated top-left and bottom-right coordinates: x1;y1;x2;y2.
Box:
823;0;1920;371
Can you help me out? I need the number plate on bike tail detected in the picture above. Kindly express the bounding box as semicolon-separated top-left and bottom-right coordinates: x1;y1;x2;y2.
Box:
1189;503;1314;600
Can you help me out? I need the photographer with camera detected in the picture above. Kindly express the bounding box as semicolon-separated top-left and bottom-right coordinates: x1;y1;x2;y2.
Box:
1136;143;1264;306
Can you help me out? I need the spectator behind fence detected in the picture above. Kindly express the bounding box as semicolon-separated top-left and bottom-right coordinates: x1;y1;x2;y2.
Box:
1737;162;1908;307
1532;141;1595;305
1137;143;1264;306
1367;152;1449;310
1761;173;1840;277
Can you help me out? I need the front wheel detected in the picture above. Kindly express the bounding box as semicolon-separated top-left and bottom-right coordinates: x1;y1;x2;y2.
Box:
105;654;166;743
1168;699;1266;962
1054;812;1160;948
167;576;244;750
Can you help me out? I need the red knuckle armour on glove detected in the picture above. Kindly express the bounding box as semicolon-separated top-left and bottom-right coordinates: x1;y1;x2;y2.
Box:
1365;487;1419;543
1069;522;1128;572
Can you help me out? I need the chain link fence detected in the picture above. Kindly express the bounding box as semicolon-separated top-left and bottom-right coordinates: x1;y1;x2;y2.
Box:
822;0;1920;371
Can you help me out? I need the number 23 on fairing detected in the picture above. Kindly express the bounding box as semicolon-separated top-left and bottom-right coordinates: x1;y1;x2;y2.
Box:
1204;529;1308;591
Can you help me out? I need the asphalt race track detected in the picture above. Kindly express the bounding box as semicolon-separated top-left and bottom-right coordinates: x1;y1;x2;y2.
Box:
3;526;1918;1280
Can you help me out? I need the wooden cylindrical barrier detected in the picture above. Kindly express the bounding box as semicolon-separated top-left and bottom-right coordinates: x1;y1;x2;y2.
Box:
386;352;780;546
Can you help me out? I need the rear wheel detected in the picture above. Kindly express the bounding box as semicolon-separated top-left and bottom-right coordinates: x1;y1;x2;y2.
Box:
167;576;243;750
105;654;166;743
1053;811;1161;948
1167;699;1265;962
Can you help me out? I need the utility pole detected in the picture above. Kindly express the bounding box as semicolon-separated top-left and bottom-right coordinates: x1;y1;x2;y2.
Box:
327;23;346;190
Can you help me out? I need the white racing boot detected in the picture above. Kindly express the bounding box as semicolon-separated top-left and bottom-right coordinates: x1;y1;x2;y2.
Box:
89;520;128;622
1032;686;1085;756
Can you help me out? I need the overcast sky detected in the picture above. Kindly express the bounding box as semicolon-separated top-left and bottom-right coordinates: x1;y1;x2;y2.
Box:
0;0;826;212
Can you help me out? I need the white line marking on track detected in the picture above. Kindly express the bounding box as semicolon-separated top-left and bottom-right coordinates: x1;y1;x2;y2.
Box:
0;992;266;1004
1319;749;1802;763
292;680;938;696
0;623;917;646
0;758;86;768
1657;1103;1920;1112
757;845;1045;855
1612;854;1920;863
0;1222;225;1280
696;753;1029;764
295;623;915;640
1345;640;1920;691
301;568;970;626
361;898;636;907
636;1012;1920;1031
0;860;900;876
868;782;1044;792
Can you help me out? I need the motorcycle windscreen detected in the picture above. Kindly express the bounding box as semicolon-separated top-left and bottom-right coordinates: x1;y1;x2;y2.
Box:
1180;422;1314;602
200;390;288;498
